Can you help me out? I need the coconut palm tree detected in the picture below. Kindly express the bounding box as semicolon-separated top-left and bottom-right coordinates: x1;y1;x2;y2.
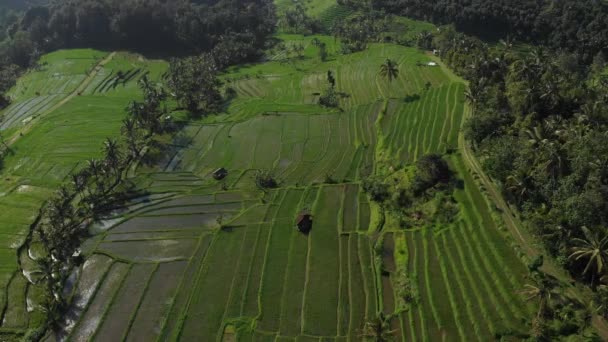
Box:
505;169;534;203
86;159;102;183
464;89;478;109
102;138;122;175
569;226;608;284
520;272;561;319
499;35;514;51
379;58;399;83
121;117;141;160
534;142;565;180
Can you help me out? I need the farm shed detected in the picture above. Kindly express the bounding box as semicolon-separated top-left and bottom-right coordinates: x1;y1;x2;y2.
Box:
212;168;228;180
296;212;313;234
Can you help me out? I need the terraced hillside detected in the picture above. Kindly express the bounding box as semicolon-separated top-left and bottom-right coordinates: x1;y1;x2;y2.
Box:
0;1;541;338
0;50;166;339
13;34;536;341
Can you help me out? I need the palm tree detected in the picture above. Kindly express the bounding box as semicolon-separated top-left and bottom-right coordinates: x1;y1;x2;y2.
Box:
464;89;478;109
499;35;514;51
102;138;122;175
361;313;395;341
121;117;141;160
379;58;399;83
569;226;608;284
505;169;534;203
520;272;561;319
524;125;550;146
86;159;102;182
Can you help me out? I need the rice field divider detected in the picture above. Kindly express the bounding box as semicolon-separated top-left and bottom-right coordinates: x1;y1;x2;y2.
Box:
271;116;288;171
255;190;288;322
410;233;429;342
237;204;276;320
345;234;359;337
403;92;428;162
422;86;443;155
0;270;19;325
453;156;529;266
216;215;255;338
432;237;468;341
421;231;442;331
439;232;486;340
459;187;524;291
118;262;159;341
441;227;491;339
452;223;526;326
408;87;432;161
448;226;504;331
456;213;528;320
436;83;457;150
88;263;134;342
65;260;116;339
427;84;451;153
106;194;180;218
298;186;323;335
336;210;346;335
401;233;418;340
276;187;312;335
164;235;223;340
135;205;242;218
415;86;441;159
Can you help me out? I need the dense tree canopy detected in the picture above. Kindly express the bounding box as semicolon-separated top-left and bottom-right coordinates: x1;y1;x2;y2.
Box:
370;0;608;61
6;0;275;56
0;0;276;112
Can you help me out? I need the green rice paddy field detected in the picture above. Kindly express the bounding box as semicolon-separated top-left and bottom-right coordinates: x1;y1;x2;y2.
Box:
0;6;535;341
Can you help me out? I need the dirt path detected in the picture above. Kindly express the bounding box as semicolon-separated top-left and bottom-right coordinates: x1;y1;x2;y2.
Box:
7;51;117;146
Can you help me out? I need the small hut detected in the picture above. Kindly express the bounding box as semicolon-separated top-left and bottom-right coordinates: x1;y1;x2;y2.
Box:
212;168;228;180
296;212;313;234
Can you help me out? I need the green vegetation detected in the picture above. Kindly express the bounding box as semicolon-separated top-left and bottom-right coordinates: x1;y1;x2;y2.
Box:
7;29;535;341
1;0;606;340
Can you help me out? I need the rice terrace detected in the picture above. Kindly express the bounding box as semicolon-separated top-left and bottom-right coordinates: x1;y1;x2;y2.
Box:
1;0;608;341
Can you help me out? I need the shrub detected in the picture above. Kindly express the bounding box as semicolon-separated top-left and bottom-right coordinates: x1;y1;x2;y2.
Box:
596;285;608;318
254;169;278;189
324;174;337;184
319;86;339;108
363;178;390;203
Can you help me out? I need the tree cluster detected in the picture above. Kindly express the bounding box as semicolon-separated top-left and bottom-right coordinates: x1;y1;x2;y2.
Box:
319;70;339;108
0;0;276;68
363;154;457;228
167;53;223;116
278;2;321;35
332;12;391;53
